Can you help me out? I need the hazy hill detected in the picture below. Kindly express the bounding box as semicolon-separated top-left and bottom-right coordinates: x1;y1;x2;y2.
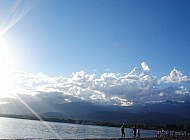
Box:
0;98;189;125
80;111;188;124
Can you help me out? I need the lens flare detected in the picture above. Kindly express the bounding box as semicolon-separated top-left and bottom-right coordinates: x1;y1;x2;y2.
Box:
0;38;18;97
14;93;61;139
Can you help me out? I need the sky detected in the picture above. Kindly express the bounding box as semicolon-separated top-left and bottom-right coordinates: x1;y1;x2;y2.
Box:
0;0;190;106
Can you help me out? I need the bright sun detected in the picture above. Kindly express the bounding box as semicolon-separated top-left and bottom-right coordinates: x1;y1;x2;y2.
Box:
0;37;18;97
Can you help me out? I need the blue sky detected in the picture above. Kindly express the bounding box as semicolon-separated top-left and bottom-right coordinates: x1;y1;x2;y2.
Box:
0;0;190;105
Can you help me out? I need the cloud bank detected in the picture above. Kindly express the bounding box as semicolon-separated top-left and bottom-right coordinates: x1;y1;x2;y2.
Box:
161;68;189;83
11;62;190;106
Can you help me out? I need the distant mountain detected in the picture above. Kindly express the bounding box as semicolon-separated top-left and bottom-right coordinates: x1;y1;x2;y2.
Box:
0;98;190;125
0;99;126;116
139;100;190;119
80;111;188;124
0;100;55;114
41;112;66;118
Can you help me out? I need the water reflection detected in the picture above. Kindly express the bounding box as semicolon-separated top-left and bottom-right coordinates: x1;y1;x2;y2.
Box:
0;117;155;139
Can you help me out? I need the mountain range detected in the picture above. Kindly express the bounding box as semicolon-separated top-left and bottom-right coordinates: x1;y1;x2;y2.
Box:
0;97;189;125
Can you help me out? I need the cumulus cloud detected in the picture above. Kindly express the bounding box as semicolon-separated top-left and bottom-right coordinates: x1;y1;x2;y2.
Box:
175;86;189;95
141;62;151;71
110;96;133;106
161;68;189;83
159;92;165;97
11;62;190;106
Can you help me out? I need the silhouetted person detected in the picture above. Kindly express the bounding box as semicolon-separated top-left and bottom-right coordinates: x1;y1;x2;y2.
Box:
173;130;176;138
156;129;159;137
162;129;165;137
137;126;140;138
133;125;137;139
121;123;125;138
167;130;170;137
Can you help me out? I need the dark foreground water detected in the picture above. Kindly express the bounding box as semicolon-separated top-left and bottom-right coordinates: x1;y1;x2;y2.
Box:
0;117;156;139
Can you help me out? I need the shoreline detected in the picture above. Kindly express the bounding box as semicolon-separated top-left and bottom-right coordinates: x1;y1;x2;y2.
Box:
0;137;190;140
56;136;190;140
80;136;190;140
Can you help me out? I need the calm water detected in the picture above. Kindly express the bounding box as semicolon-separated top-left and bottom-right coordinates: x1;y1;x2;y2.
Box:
0;117;156;139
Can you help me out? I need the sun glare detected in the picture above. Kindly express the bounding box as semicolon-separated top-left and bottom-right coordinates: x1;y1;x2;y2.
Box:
0;37;18;97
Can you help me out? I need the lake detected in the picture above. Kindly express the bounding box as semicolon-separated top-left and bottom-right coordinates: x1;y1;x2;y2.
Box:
0;117;156;139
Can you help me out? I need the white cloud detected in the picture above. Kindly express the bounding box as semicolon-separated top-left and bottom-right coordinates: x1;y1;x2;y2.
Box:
141;62;151;71
64;98;71;103
175;86;189;95
161;68;189;83
10;62;190;105
126;63;157;90
110;96;133;106
159;92;165;97
0;101;9;105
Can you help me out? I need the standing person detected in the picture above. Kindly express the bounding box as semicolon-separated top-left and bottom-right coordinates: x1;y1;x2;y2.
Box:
162;129;165;137
121;123;125;138
156;129;160;138
173;130;176;138
133;125;137;139
167;130;170;137
137;126;140;138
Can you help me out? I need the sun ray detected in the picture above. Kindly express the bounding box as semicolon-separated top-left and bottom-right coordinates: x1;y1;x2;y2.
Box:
0;0;38;97
0;37;18;97
0;0;38;37
14;93;61;139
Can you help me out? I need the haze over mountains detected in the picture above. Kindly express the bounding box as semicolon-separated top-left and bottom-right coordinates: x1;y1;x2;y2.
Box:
0;94;189;125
